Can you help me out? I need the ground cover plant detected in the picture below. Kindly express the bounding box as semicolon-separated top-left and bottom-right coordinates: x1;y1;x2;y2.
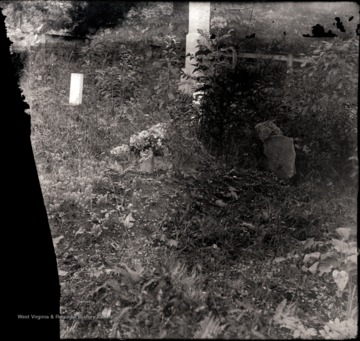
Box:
14;4;358;339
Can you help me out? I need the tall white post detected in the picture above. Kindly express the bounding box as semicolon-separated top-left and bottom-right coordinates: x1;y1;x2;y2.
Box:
69;73;84;105
179;2;211;95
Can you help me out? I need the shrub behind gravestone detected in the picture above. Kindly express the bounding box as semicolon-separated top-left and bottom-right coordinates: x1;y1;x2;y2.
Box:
189;29;288;167
283;37;358;181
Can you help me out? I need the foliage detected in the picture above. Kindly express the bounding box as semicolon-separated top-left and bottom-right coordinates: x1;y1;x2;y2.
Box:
283;37;358;181
273;299;318;339
126;1;173;22
301;228;358;319
319;317;358;339
94;60;141;101
271;226;358;339
188;28;287;165
129;123;167;157
14;11;358;339
0;1;74;50
67;1;136;37
110;144;130;158
186;26;357;181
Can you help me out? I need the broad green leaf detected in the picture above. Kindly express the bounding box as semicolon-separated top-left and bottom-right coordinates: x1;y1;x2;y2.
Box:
346;246;357;255
320;251;335;260
345;254;357;264
102;307;112;318
309;261;319;274
336;228;351;241
303;238;315;250
331;239;349;254
332;270;348;291
318;259;335;276
303;252;321;263
273;257;286;264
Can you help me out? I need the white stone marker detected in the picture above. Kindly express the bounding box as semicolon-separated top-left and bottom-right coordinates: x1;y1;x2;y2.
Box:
179;2;210;94
185;2;210;74
69;73;84;105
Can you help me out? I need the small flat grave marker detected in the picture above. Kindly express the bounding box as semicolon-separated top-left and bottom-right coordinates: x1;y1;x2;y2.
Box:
69;73;84;105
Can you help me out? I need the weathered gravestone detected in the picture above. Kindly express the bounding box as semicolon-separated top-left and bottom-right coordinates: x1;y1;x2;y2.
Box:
255;121;296;179
263;135;296;179
255;120;283;142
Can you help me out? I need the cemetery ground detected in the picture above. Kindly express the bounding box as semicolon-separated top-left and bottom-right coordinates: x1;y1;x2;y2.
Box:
31;113;357;338
40;151;356;339
39;152;357;339
23;40;357;338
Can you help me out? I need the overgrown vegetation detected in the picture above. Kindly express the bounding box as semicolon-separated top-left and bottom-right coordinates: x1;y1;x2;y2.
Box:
284;37;358;181
14;5;358;339
189;27;358;183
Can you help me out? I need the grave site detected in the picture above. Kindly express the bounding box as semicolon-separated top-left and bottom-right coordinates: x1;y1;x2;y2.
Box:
4;1;358;339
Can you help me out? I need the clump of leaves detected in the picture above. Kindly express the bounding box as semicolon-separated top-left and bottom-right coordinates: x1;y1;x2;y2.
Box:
288;227;358;339
301;227;357;317
283;37;358;181
102;257;210;338
187;28;288;167
273;299;318;339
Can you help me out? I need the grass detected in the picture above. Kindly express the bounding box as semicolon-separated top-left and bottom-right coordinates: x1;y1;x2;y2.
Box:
21;41;358;339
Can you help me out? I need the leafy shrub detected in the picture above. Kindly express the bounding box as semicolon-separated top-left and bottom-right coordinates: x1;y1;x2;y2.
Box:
273;227;358;339
188;30;357;182
301;228;357;319
188;29;288;167
283;37;358;181
95;65;141;103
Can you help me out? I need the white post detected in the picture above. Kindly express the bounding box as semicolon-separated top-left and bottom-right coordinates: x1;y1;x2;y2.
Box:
179;2;211;95
69;73;84;105
287;54;294;74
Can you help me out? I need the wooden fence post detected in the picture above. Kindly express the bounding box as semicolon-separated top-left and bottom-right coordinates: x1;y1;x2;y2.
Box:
287;54;294;73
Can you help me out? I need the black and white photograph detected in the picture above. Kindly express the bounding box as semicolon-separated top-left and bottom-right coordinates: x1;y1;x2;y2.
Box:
3;1;358;339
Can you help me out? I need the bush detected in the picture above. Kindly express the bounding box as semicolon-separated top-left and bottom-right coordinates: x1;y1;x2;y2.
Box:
188;29;288;167
283;37;358;181
188;30;357;182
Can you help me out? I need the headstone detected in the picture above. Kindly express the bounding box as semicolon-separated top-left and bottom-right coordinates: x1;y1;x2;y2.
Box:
263;135;296;179
179;2;210;95
69;73;83;105
255;121;283;142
